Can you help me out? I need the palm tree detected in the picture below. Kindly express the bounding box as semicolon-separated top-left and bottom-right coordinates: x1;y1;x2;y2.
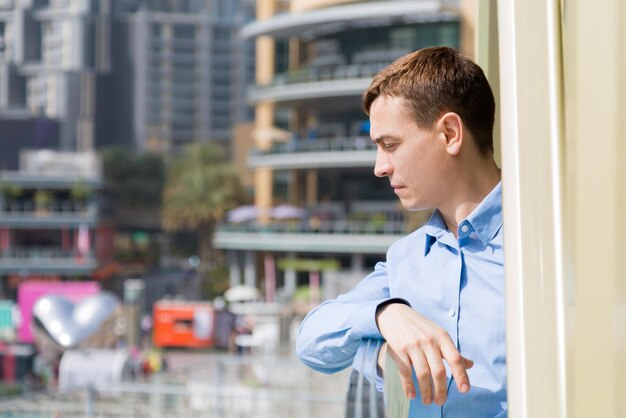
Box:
161;143;244;269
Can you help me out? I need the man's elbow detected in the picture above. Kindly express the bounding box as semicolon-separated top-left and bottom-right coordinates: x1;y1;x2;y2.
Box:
296;338;355;375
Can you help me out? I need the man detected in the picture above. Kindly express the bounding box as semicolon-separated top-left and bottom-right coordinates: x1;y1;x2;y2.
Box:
297;46;506;417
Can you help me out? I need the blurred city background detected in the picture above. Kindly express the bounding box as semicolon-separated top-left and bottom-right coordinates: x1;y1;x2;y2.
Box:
0;0;474;416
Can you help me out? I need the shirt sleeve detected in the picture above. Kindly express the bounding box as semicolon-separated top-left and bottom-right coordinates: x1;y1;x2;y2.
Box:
296;261;393;375
353;338;385;391
351;294;411;391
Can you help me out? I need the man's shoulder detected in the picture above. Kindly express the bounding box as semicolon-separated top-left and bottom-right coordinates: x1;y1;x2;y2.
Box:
387;224;429;257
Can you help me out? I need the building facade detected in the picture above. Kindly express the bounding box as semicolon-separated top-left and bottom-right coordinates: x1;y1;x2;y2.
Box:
0;0;255;155
217;0;464;303
101;0;256;153
0;0;111;151
0;150;113;300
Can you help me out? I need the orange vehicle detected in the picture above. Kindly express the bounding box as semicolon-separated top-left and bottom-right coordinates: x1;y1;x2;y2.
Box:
152;301;214;349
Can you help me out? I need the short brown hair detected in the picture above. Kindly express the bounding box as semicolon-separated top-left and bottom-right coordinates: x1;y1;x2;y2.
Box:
363;46;495;154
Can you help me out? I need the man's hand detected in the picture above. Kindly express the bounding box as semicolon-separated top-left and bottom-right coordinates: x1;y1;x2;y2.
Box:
376;303;473;405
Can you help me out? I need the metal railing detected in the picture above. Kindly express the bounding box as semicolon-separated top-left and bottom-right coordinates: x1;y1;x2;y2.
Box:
0;354;350;418
251;136;375;156
0;200;95;216
220;219;406;235
0;248;94;261
267;62;391;87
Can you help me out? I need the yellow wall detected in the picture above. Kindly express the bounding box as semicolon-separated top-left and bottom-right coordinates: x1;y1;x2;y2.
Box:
233;123;255;189
565;0;626;416
494;0;626;416
459;0;476;59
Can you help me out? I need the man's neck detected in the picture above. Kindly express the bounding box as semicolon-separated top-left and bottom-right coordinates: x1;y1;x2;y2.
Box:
438;158;501;237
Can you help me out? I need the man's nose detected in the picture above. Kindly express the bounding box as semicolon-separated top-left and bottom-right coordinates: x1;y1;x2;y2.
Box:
374;150;392;178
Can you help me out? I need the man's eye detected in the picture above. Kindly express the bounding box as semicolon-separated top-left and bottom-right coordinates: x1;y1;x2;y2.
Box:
383;143;397;150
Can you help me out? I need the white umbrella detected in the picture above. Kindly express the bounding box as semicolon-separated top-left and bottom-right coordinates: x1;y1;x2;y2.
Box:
227;205;259;223
224;285;260;302
271;204;307;220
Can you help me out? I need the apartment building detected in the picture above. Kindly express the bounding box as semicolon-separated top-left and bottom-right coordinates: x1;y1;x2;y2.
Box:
0;150;113;299
101;0;256;153
0;0;111;151
0;0;255;155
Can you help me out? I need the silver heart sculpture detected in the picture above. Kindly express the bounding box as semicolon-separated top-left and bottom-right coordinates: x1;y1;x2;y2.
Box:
32;291;125;359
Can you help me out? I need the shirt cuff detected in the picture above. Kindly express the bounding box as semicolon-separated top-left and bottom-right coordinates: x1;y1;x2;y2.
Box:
376;298;411;313
347;302;384;339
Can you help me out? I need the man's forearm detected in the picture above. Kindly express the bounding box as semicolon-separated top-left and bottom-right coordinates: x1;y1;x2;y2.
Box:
296;298;385;373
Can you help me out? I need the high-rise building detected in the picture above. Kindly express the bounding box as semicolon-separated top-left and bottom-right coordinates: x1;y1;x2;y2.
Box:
100;0;256;153
0;0;111;151
217;0;464;303
0;0;255;155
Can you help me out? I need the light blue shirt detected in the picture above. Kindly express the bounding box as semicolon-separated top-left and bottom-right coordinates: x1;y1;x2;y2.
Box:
297;182;506;417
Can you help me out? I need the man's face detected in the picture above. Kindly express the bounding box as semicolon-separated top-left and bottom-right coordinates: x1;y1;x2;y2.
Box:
369;95;447;211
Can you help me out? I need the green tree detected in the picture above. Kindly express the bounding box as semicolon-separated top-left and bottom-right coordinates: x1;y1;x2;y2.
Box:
161;143;244;269
101;147;165;208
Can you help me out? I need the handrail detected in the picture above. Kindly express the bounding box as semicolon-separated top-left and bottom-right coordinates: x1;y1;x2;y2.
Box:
0;201;96;216
251;136;375;156
259;61;393;88
0;248;94;260
219;219;406;235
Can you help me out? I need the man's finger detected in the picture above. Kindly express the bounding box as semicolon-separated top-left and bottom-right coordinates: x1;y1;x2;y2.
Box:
389;351;417;400
422;345;447;405
409;350;433;405
440;341;471;393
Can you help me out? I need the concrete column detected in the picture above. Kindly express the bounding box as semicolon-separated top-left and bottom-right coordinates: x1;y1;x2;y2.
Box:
350;253;364;274
498;0;566;416
254;0;277;227
244;251;256;288
475;0;501;167
256;0;276;86
284;252;297;296
228;251;241;288
254;167;273;225
306;169;317;207
459;0;477;59
288;170;298;205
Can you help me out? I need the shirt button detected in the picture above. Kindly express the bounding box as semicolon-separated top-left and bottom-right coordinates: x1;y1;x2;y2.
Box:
461;225;469;233
448;309;456;317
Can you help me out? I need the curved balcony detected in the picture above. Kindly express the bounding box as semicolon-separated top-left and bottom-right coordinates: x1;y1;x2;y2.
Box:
0;201;98;227
0;172;101;189
248;136;375;169
0;248;97;275
215;219;406;254
248;62;385;104
240;0;458;40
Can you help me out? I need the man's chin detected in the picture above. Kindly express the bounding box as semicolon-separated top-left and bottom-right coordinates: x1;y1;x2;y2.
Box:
399;200;419;211
399;199;429;212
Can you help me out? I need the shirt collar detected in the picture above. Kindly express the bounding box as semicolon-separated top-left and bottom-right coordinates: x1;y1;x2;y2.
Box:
423;181;503;255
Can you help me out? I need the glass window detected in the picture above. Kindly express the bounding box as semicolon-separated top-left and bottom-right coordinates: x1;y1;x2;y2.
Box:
173;25;195;40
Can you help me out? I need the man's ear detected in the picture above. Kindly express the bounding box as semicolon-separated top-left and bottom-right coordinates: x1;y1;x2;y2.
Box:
437;112;464;156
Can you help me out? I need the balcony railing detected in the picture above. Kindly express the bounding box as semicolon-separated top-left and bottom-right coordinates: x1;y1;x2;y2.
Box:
220;219;406;235
0;248;95;261
252;136;375;156
0;248;97;274
0;200;96;216
0;202;98;228
268;62;390;87
248;62;388;103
